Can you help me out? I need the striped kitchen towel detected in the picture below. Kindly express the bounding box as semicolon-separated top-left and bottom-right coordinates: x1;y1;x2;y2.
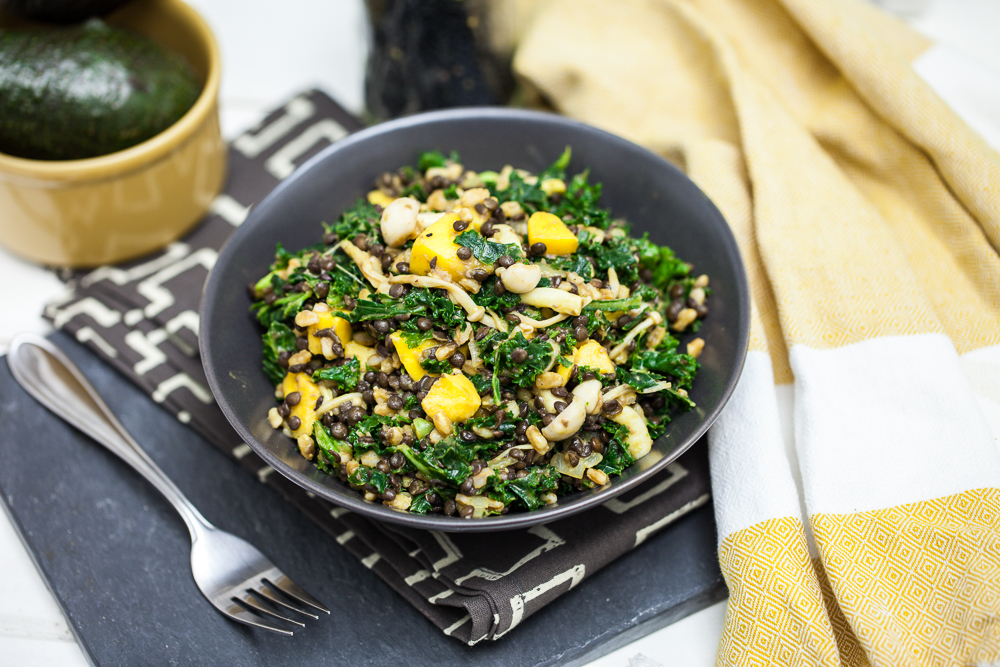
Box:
504;0;1000;663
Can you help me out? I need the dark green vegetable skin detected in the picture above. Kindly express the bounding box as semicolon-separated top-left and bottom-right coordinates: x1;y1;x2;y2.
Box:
0;0;131;23
0;19;201;160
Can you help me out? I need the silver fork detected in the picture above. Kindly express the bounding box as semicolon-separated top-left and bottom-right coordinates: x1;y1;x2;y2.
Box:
7;334;329;635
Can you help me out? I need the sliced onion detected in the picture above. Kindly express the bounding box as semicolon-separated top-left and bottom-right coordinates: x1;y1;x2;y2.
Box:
550;451;604;479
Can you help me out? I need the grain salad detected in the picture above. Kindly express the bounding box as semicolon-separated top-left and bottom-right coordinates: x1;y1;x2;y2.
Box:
248;148;711;518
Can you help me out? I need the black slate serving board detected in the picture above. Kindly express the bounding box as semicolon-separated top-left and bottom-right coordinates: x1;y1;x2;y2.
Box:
0;332;726;666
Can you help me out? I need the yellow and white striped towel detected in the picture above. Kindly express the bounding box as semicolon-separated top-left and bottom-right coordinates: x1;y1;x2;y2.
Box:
503;0;1000;663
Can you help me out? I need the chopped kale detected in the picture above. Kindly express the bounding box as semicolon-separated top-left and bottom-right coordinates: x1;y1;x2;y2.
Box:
584;235;638;283
348;466;388;494
469;372;493;396
631;348;699;389
495;171;548;211
420;356;453;374
327;250;366;300
348;414;401;454
594;422;636;476
551;171;610;229
399;180;427;202
350;288;464;328
330;199;381;241
487;466;560;511
400;329;433;348
312;358;360;392
536;146;572;183
490;331;554;402
454;230;522;265
408;494;433;514
615;366;666;393
397;437;489;484
470;276;521;311
583;295;642;312
418;149;460;172
261;322;296;385
251;290;309;329
550;252;595;280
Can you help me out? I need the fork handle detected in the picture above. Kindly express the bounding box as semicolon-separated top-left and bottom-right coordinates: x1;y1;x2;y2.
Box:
7;334;212;541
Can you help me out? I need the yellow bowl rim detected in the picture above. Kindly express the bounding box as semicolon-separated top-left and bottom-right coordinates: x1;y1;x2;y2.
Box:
0;0;221;184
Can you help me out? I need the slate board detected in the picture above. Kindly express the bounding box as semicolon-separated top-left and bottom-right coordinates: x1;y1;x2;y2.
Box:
0;331;727;666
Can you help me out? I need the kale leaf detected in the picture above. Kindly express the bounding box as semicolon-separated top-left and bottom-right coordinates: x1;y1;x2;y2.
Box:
261;322;296;385
615;366;666;393
582;295;642;312
312;358;361;392
350;288;464;328
454;231;521;264
420;356;453;374
330;199;381;241
469;372;493;396
397;437;489;484
584;236;638;283
551;171;610;229
487;466;560;511
408;494;434;514
418;150;460;172
251;290;309;329
348;466;388;494
631;348;699;389
470;276;521;311
491;331;554;402
593;422;636;476
550;253;594;280
495;171;548;211
536;146;572;183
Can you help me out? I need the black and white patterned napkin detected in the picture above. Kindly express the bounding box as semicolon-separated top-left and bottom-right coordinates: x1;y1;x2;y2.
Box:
43;89;713;644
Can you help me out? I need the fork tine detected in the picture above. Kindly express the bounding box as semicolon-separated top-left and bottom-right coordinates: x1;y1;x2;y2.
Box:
233;592;306;628
267;573;331;614
254;582;320;619
222;600;295;636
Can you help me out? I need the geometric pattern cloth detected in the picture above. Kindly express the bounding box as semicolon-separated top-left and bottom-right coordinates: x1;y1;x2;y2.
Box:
43;89;715;644
505;0;1000;663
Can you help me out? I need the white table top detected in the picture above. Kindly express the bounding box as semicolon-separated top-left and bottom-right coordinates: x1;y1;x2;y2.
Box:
1;1;997;664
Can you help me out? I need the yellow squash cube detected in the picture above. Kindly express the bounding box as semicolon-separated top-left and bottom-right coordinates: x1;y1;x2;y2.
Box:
421;372;482;424
367;189;395;208
527;211;578;255
576;339;616;374
410;212;486;281
344;340;375;365
307;311;353;355
557;339;616;380
389;331;438;381
281;372;323;437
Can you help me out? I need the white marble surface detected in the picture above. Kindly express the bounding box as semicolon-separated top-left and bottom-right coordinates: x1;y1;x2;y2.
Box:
0;1;997;665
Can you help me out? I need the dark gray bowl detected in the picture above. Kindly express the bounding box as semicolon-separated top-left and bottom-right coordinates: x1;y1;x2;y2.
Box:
200;107;749;532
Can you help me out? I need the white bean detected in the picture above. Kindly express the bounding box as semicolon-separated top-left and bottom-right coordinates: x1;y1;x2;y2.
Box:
541;399;586;441
571;380;604;415
379;197;421;248
499;263;541;294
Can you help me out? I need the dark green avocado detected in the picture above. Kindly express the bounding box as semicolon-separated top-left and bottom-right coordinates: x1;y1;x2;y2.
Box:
0;19;201;160
0;0;131;24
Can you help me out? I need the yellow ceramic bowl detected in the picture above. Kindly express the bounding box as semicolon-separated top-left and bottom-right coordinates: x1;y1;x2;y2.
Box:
0;0;226;267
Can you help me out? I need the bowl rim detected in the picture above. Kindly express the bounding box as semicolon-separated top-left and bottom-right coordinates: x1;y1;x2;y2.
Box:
200;106;750;532
0;0;221;183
